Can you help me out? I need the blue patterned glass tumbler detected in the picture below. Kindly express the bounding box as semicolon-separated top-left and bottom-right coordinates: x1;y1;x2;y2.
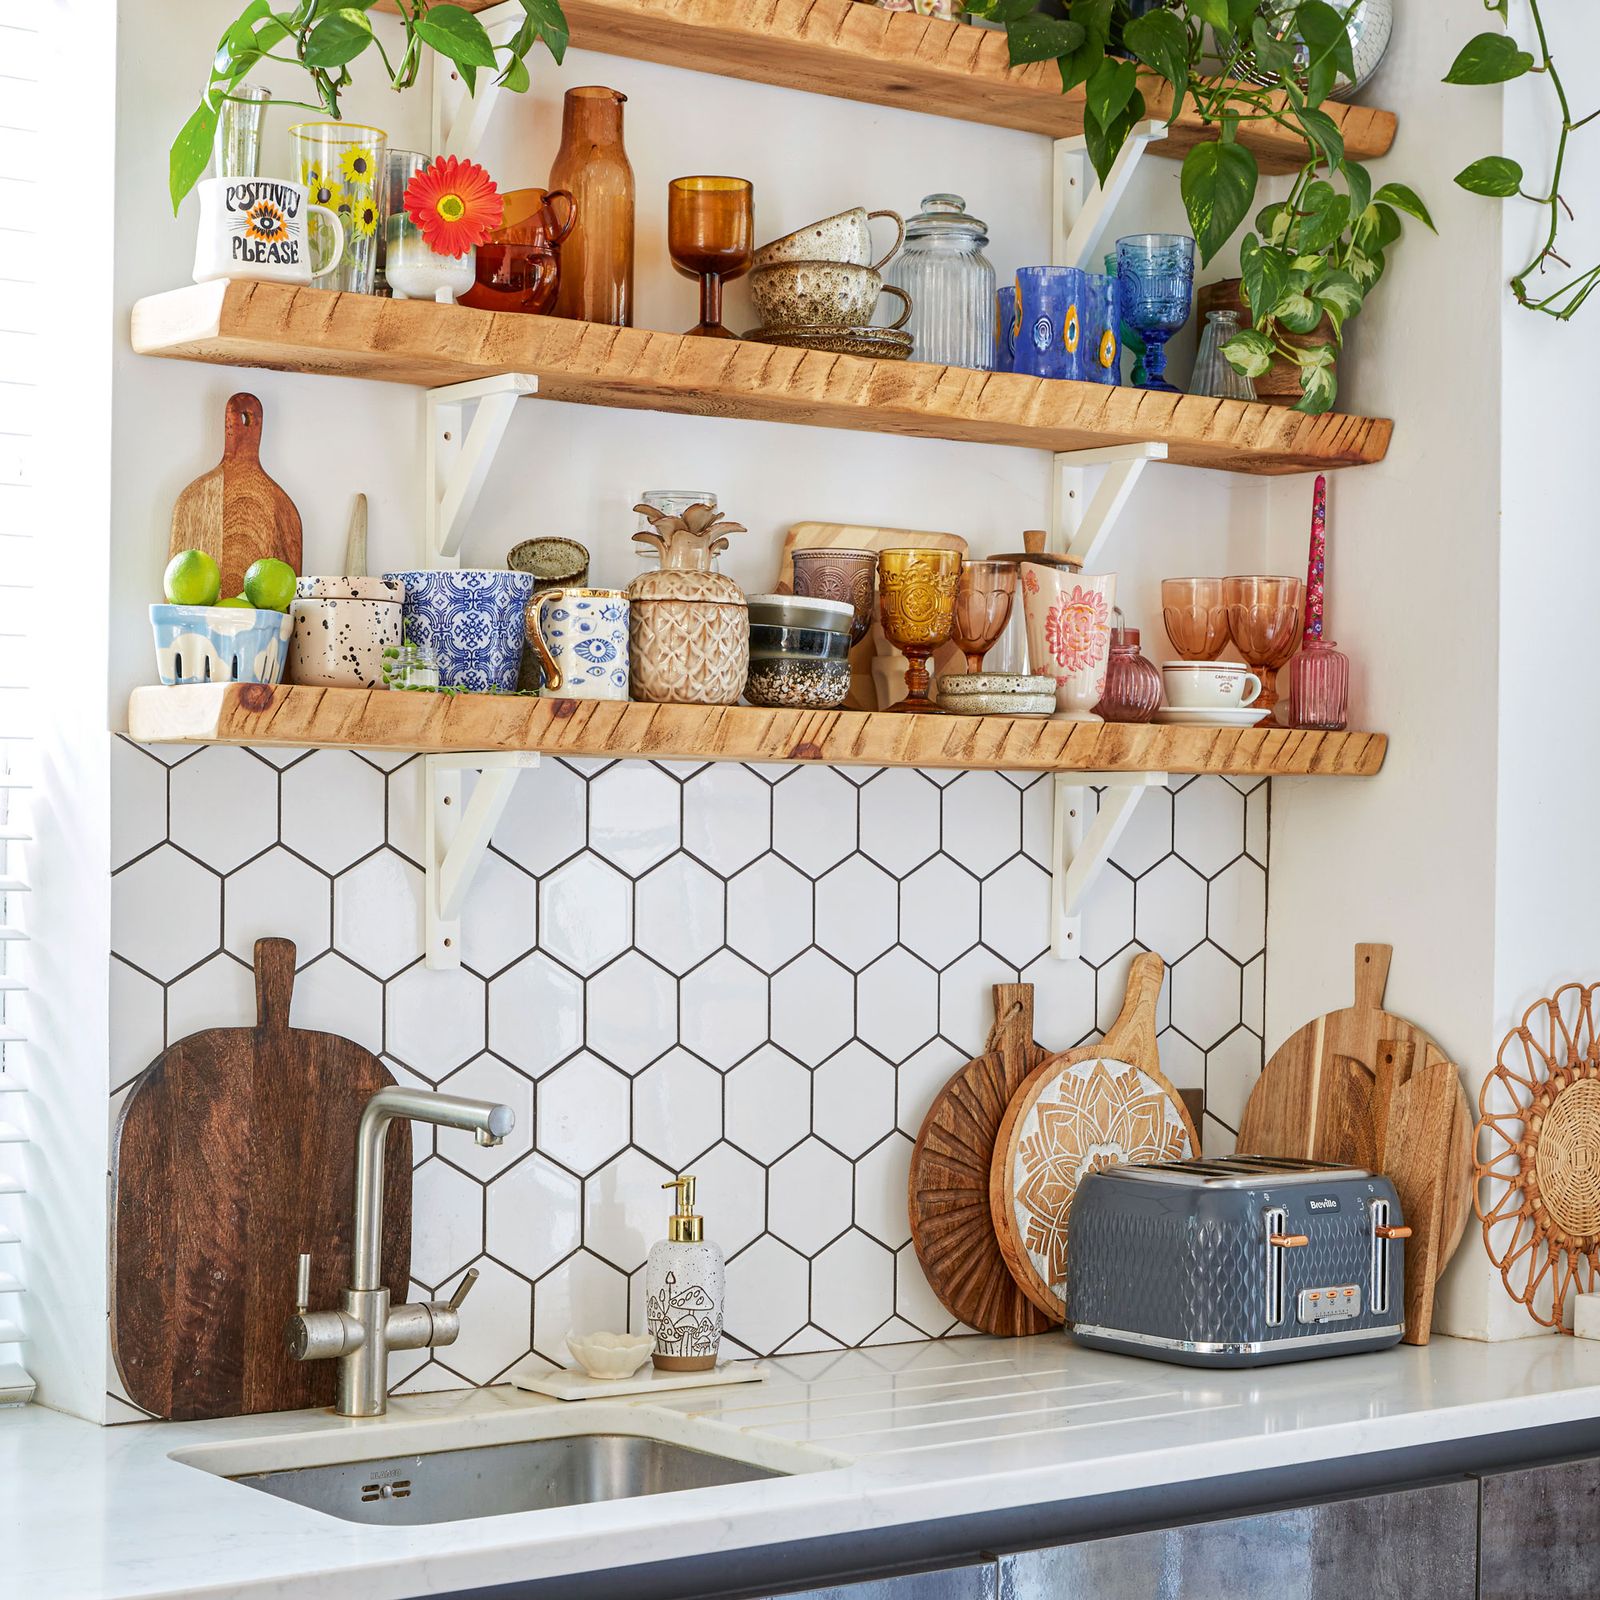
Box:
1014;265;1090;381
1116;233;1195;392
995;284;1018;372
1085;272;1120;385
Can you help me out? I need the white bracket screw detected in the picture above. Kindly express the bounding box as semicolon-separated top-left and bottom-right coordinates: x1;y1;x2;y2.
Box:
1051;771;1168;960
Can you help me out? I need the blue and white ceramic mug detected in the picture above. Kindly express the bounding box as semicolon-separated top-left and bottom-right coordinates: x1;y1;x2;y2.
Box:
529;588;630;700
383;568;534;692
1014;265;1089;381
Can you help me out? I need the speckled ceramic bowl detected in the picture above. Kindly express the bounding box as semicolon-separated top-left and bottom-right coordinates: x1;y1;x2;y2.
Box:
749;261;911;331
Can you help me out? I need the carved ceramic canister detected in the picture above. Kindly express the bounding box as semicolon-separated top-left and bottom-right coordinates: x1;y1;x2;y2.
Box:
791;548;876;646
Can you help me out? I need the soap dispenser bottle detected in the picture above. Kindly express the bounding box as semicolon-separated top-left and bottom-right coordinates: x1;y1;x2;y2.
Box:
646;1175;724;1371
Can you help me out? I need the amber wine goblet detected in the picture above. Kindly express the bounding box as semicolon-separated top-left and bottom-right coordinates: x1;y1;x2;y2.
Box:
668;176;754;339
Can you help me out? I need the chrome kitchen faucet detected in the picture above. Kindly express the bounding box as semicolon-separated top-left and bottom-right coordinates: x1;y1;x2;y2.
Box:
286;1086;515;1418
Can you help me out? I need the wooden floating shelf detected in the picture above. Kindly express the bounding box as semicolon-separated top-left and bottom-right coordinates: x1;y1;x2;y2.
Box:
131;283;1391;476
127;684;1388;778
376;0;1396;175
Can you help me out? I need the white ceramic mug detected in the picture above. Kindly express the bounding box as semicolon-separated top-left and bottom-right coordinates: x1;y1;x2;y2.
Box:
529;588;630;700
192;176;344;286
1162;660;1263;709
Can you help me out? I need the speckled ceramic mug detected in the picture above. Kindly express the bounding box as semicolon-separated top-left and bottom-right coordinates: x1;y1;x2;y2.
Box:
749;262;912;331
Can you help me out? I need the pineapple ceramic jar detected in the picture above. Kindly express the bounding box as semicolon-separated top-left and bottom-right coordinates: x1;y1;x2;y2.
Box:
626;502;749;705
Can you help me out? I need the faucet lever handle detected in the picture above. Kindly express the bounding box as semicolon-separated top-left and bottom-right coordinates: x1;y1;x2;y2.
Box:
295;1252;312;1314
447;1267;480;1313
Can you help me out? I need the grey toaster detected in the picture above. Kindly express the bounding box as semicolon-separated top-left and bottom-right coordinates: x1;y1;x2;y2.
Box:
1065;1156;1408;1368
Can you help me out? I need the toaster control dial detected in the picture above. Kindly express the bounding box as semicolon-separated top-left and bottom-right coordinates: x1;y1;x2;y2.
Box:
1298;1285;1362;1324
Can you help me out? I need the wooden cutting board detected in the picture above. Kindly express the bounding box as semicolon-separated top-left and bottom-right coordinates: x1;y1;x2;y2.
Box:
908;984;1057;1336
1236;943;1474;1274
990;953;1199;1321
170;392;302;598
111;938;410;1420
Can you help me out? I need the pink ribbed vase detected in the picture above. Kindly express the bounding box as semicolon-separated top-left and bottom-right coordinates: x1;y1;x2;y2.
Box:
1288;637;1349;730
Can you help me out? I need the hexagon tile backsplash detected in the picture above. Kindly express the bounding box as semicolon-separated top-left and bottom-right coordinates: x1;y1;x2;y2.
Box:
107;738;1267;1410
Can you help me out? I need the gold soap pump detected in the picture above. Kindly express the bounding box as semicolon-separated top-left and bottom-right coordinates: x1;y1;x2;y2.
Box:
645;1174;724;1371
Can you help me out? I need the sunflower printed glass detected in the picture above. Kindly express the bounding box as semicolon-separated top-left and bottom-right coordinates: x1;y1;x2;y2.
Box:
291;122;387;293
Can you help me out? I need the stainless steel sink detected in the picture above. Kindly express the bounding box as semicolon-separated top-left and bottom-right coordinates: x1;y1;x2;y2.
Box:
230;1432;785;1526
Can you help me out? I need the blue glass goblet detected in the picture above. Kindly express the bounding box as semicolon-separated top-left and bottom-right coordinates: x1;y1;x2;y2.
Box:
1116;233;1196;393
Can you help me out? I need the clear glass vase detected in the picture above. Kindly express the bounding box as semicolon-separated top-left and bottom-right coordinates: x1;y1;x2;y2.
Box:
1190;308;1258;400
887;194;996;371
383;153;475;304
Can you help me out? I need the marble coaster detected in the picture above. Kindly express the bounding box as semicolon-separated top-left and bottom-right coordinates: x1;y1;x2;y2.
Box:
506;1356;768;1402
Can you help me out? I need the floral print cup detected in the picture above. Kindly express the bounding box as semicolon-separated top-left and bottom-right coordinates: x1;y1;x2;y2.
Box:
291;122;387;293
529;588;630;700
1021;563;1116;721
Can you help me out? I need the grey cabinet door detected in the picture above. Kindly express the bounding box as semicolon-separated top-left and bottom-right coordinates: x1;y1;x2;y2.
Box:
754;1564;997;1600
997;1479;1477;1600
1480;1456;1600;1600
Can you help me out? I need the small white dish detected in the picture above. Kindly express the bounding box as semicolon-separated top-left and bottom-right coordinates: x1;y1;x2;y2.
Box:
1153;706;1272;728
565;1331;653;1380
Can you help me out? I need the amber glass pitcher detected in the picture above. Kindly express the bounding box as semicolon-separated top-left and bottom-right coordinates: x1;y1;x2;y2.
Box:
549;86;634;326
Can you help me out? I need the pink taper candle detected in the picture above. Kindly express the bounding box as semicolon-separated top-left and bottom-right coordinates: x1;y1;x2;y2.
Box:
1304;474;1327;643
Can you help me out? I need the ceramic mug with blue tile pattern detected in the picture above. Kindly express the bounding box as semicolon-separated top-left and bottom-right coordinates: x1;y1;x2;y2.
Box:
529;588;630;700
1014;265;1089;382
383;568;534;691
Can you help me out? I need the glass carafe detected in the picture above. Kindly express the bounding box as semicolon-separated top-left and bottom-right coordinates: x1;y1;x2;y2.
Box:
886;193;996;371
549;86;634;326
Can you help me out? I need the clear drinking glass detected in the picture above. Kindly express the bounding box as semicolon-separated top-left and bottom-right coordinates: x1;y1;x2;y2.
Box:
886;194;996;371
1116;233;1195;392
1190;309;1257;400
211;84;270;179
291;122;388;293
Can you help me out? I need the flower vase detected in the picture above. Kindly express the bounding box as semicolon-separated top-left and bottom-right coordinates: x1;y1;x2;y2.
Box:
1021;564;1116;721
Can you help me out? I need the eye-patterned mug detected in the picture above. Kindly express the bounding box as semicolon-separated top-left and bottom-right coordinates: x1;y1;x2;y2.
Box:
529;588;631;700
192;176;344;286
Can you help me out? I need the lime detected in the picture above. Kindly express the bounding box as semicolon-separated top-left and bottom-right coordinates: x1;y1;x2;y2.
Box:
215;595;254;609
243;557;298;612
164;549;222;608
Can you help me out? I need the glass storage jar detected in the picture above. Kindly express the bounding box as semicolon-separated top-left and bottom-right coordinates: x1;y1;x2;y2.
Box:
636;490;720;573
887;194;997;371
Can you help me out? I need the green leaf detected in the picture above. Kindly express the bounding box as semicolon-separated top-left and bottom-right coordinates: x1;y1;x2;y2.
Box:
1081;86;1146;186
1455;155;1523;197
1275;292;1322;334
1295;358;1338;414
1239;233;1289;323
1298;188;1350;255
303;9;373;68
1256;199;1292;247
1341;158;1372;219
1180;138;1259;266
1056;0;1113;91
415;3;499;70
1007;14;1086;65
1444;31;1535;85
1295;1;1356;81
1374;180;1435;232
498;51;531;92
169;100;218;215
519;0;569;62
1347;245;1383;289
1187;0;1230;29
1295;106;1345;169
1223;327;1275;379
1124;9;1188;91
1250;16;1297;74
1085;56;1137;130
1313;266;1363;320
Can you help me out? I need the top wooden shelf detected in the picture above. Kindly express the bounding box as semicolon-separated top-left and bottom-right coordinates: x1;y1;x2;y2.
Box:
384;0;1395;175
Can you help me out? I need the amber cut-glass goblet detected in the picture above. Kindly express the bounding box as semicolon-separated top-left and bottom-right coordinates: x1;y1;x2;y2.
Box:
668;176;754;339
952;560;1017;676
1161;577;1230;661
879;548;961;713
1223;575;1304;721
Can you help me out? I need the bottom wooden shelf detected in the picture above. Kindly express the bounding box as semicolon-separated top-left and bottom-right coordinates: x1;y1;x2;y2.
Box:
126;685;1388;777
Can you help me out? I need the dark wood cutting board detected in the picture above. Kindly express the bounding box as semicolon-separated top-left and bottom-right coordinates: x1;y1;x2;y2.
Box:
112;938;410;1420
170;392;302;598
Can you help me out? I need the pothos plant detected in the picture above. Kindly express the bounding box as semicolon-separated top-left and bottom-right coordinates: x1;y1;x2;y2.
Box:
169;0;569;213
962;0;1434;411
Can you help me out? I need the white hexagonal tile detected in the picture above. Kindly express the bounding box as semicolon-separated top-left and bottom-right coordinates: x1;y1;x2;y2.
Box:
1209;857;1267;962
775;1325;841;1357
1170;942;1243;1050
724;1235;807;1353
858;769;940;878
633;1049;722;1170
435;1257;530;1384
584;951;676;1072
1109;784;1174;879
635;855;724;975
1245;780;1269;863
813;856;897;972
725;1045;809;1162
895;1242;957;1336
689;1142;766;1257
1022;952;1097;1053
410;1157;485;1286
941;772;1022;878
281;751;385;873
290;953;384;1054
169;745;278;874
531;1249;627;1365
936;947;1018;1058
1243;951;1265;1034
814;1042;895;1158
812;1229;894;1345
1203;1114;1238;1158
536;1053;629;1174
539;856;632;976
1094;946;1170;1038
436;1054;535;1178
726;855;812;974
332;849;422;979
682;765;771;877
111;738;167;870
488;952;583;1077
1079;864;1135;969
772;767;857;876
899;857;979;972
1206;1026;1262;1132
110;957;165;1092
1173;777;1246;879
383;758;425;864
1134;856;1208;961
584;1148;676;1272
459;852;538;978
769;1138;851;1255
112;845;221;981
895;1037;964;1138
770;949;853;1067
164;951;252;1041
385;964;485;1081
494;759;588;876
485;1153;581;1281
589;763;681;875
858;948;937;1063
1157;1026;1206;1096
856;1134;913;1248
681;951;767;1068
224;847;331;967
1019;773;1051;869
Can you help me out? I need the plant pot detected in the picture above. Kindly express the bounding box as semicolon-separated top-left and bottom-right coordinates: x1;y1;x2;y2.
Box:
1198;278;1337;406
150;604;292;686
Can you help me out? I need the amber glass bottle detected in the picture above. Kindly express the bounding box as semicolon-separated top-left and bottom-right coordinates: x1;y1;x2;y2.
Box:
549;86;634;326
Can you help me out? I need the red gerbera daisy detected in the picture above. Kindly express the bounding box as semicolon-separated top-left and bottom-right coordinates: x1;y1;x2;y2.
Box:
404;155;502;258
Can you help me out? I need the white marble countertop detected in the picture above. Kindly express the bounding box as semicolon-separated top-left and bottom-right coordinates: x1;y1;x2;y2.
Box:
7;1333;1600;1600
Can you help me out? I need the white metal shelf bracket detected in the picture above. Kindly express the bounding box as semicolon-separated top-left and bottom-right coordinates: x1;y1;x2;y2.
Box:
430;0;525;163
424;752;540;969
1051;440;1168;568
1051;771;1167;960
1053;118;1164;272
425;375;539;566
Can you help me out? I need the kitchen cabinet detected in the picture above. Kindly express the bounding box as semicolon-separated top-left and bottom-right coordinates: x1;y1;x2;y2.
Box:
996;1479;1477;1600
746;1564;997;1600
1478;1455;1600;1600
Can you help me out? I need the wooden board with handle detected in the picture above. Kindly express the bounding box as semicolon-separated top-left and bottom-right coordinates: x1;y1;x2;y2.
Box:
170;392;302;599
111;938;410;1420
990;953;1199;1321
1236;942;1474;1279
909;984;1057;1336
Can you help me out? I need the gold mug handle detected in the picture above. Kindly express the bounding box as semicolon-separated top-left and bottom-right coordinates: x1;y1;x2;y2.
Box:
529;589;567;694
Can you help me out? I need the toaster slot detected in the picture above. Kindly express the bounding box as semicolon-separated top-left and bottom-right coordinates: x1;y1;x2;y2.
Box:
1265;1206;1292;1326
1369;1201;1413;1314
